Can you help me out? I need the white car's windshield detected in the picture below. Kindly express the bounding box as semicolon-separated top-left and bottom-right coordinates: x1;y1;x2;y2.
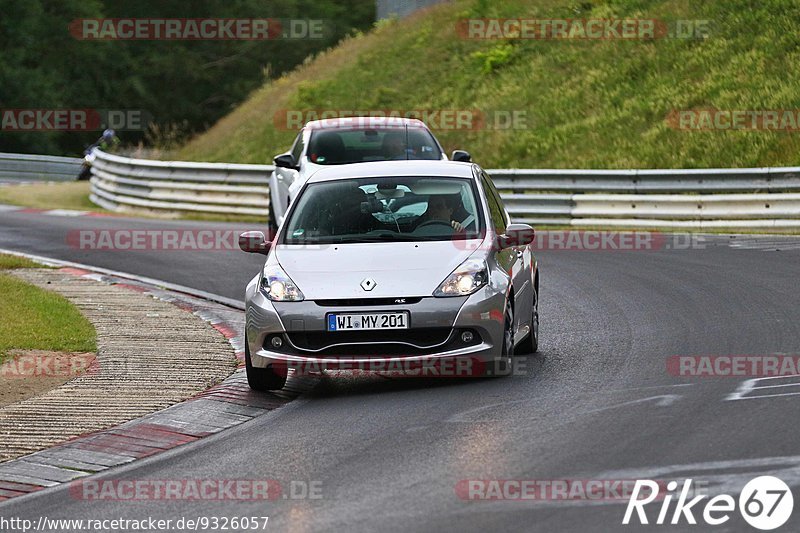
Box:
283;176;484;244
306;127;443;165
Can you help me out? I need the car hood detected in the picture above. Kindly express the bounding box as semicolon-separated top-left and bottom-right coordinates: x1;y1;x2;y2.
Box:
274;241;481;299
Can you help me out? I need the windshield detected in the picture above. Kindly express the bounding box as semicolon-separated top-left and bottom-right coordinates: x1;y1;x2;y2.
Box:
282;176;484;244
306;127;442;165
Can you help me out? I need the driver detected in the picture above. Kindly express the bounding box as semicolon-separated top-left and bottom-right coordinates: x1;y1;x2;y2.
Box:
382;132;408;160
415;194;464;232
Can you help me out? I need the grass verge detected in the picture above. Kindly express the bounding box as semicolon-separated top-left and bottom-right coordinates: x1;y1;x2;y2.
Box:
0;255;96;365
0;182;101;211
0;182;268;223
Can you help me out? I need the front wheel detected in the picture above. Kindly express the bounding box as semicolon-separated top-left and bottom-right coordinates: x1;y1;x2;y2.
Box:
245;334;287;391
77;165;92;181
517;287;539;355
482;299;514;378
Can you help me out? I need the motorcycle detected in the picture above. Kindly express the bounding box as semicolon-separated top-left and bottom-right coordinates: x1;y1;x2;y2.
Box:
77;129;116;181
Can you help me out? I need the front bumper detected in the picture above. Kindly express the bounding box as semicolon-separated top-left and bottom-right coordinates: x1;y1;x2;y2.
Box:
245;286;506;371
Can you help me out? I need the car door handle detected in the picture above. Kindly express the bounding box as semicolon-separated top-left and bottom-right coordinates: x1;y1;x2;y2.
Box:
516;250;524;259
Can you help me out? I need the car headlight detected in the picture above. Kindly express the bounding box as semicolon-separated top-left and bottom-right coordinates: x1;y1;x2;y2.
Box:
434;258;488;297
260;264;304;301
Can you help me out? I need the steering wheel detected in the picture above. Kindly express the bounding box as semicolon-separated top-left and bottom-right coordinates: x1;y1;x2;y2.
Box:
416;220;453;229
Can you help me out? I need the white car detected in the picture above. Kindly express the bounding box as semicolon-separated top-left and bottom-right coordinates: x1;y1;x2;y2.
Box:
268;117;471;232
241;160;539;391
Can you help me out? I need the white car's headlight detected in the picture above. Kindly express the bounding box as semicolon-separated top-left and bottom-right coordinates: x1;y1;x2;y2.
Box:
260;264;304;301
434;258;488;297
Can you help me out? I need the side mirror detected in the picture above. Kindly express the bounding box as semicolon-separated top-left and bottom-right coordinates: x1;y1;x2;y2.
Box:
239;231;271;254
451;150;471;162
497;224;535;249
273;153;297;170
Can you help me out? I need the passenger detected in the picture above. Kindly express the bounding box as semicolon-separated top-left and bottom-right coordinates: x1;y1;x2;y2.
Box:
329;185;381;234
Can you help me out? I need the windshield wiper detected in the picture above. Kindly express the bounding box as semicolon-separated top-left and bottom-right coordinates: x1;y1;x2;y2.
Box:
342;234;459;243
285;234;461;245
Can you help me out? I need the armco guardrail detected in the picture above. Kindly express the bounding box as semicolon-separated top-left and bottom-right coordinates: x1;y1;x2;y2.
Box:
90;149;272;217
492;168;800;228
87;149;800;229
0;152;83;182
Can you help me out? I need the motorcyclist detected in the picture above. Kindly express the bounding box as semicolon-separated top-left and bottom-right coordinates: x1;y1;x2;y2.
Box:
77;129;118;180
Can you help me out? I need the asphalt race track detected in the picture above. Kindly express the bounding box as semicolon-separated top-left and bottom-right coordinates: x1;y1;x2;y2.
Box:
2;209;800;531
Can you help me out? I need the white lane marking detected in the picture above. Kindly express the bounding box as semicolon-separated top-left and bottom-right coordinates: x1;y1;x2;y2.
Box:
726;374;800;401
583;394;681;414
728;238;800;251
732;392;800;400
0;204;23;212
42;209;89;217
751;382;800;390
467;455;800;510
448;392;684;424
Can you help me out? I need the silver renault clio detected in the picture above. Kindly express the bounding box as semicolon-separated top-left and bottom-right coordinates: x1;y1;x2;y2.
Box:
240;160;539;390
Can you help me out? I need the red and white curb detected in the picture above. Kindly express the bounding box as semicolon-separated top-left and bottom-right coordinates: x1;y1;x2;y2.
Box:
0;256;316;503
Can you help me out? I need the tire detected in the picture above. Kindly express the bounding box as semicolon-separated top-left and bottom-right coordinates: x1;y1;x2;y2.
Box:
516;287;539;355
245;334;287;391
77;165;92;181
484;299;514;378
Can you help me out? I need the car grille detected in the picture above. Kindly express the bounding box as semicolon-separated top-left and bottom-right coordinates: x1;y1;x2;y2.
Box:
313;297;423;307
286;328;452;356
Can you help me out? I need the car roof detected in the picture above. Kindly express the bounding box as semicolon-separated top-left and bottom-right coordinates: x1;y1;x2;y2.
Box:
305;117;428;130
306;160;477;183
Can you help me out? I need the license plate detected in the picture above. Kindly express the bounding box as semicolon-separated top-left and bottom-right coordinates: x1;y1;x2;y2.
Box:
327;312;409;331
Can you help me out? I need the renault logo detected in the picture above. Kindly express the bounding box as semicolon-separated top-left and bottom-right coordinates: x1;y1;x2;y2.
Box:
360;277;376;291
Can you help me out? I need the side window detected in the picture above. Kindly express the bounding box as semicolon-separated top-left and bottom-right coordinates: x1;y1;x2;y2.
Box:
290;130;305;162
482;171;510;227
480;173;506;234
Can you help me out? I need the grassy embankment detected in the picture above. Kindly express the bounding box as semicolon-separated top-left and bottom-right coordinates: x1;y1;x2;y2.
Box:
176;0;800;169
